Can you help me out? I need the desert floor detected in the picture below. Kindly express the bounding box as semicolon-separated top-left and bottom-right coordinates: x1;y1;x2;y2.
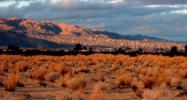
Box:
0;54;187;100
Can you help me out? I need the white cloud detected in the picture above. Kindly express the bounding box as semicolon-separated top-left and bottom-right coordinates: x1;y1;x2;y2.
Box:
170;9;187;14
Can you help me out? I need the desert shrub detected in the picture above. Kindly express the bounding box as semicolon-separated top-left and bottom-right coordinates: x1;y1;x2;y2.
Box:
89;82;105;100
16;61;28;72
49;63;56;72
170;77;181;88
29;66;46;80
156;71;170;87
44;72;59;82
58;89;83;100
142;87;175;100
123;74;133;87
142;76;155;89
94;82;110;91
77;65;89;73
111;64;117;71
117;74;132;88
0;59;8;75
4;67;19;91
179;68;187;78
55;63;68;75
60;70;74;87
137;66;147;75
66;76;87;92
117;74;124;88
131;85;143;98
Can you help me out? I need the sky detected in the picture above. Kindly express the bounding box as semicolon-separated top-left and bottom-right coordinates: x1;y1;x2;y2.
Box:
0;0;187;41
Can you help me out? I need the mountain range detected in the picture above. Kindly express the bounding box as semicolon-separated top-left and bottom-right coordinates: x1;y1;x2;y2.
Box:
0;17;166;48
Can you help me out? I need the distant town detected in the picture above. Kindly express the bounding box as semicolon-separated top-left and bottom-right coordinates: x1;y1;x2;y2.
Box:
28;34;186;53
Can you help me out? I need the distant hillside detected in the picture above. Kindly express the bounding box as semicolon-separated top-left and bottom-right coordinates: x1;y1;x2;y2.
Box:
0;17;167;48
0;31;70;48
92;30;165;41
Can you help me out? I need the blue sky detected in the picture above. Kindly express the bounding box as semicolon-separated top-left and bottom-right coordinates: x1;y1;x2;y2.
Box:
0;0;187;41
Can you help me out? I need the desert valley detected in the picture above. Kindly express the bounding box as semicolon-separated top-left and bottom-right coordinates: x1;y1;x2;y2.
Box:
1;0;187;99
1;17;187;100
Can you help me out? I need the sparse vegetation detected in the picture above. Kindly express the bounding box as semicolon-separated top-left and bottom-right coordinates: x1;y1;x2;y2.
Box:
0;54;187;99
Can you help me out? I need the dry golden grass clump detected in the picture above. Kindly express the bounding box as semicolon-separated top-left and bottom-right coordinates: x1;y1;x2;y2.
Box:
89;82;107;100
142;76;155;89
52;63;68;75
111;64;117;71
44;72;59;82
77;64;89;73
0;59;8;75
16;61;29;72
66;76;87;92
117;73;132;88
29;66;46;80
4;67;19;91
60;72;87;92
155;71;170;87
94;82;110;92
142;86;175;100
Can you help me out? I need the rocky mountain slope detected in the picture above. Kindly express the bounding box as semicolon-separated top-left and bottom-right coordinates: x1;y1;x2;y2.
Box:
0;17;166;48
0;31;70;48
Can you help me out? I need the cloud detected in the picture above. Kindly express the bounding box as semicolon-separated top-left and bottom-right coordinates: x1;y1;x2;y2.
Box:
1;0;187;41
122;0;187;5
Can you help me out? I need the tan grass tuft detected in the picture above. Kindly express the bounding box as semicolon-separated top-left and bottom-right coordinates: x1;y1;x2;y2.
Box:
17;61;28;72
142;76;154;89
156;71;170;87
55;63;67;75
89;82;105;100
111;64;117;71
0;59;8;75
117;74;132;88
4;67;19;91
117;74;124;88
77;65;89;73
66;76;87;93
29;66;46;80
142;87;175;100
44;72;59;82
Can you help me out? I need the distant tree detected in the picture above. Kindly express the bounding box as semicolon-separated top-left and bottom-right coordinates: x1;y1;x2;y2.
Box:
83;46;87;50
117;47;124;52
171;46;177;54
185;45;187;53
7;45;19;51
89;47;93;52
74;43;82;52
138;48;143;53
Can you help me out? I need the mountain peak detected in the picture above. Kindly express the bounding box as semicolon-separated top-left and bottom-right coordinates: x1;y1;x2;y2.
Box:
0;17;167;48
